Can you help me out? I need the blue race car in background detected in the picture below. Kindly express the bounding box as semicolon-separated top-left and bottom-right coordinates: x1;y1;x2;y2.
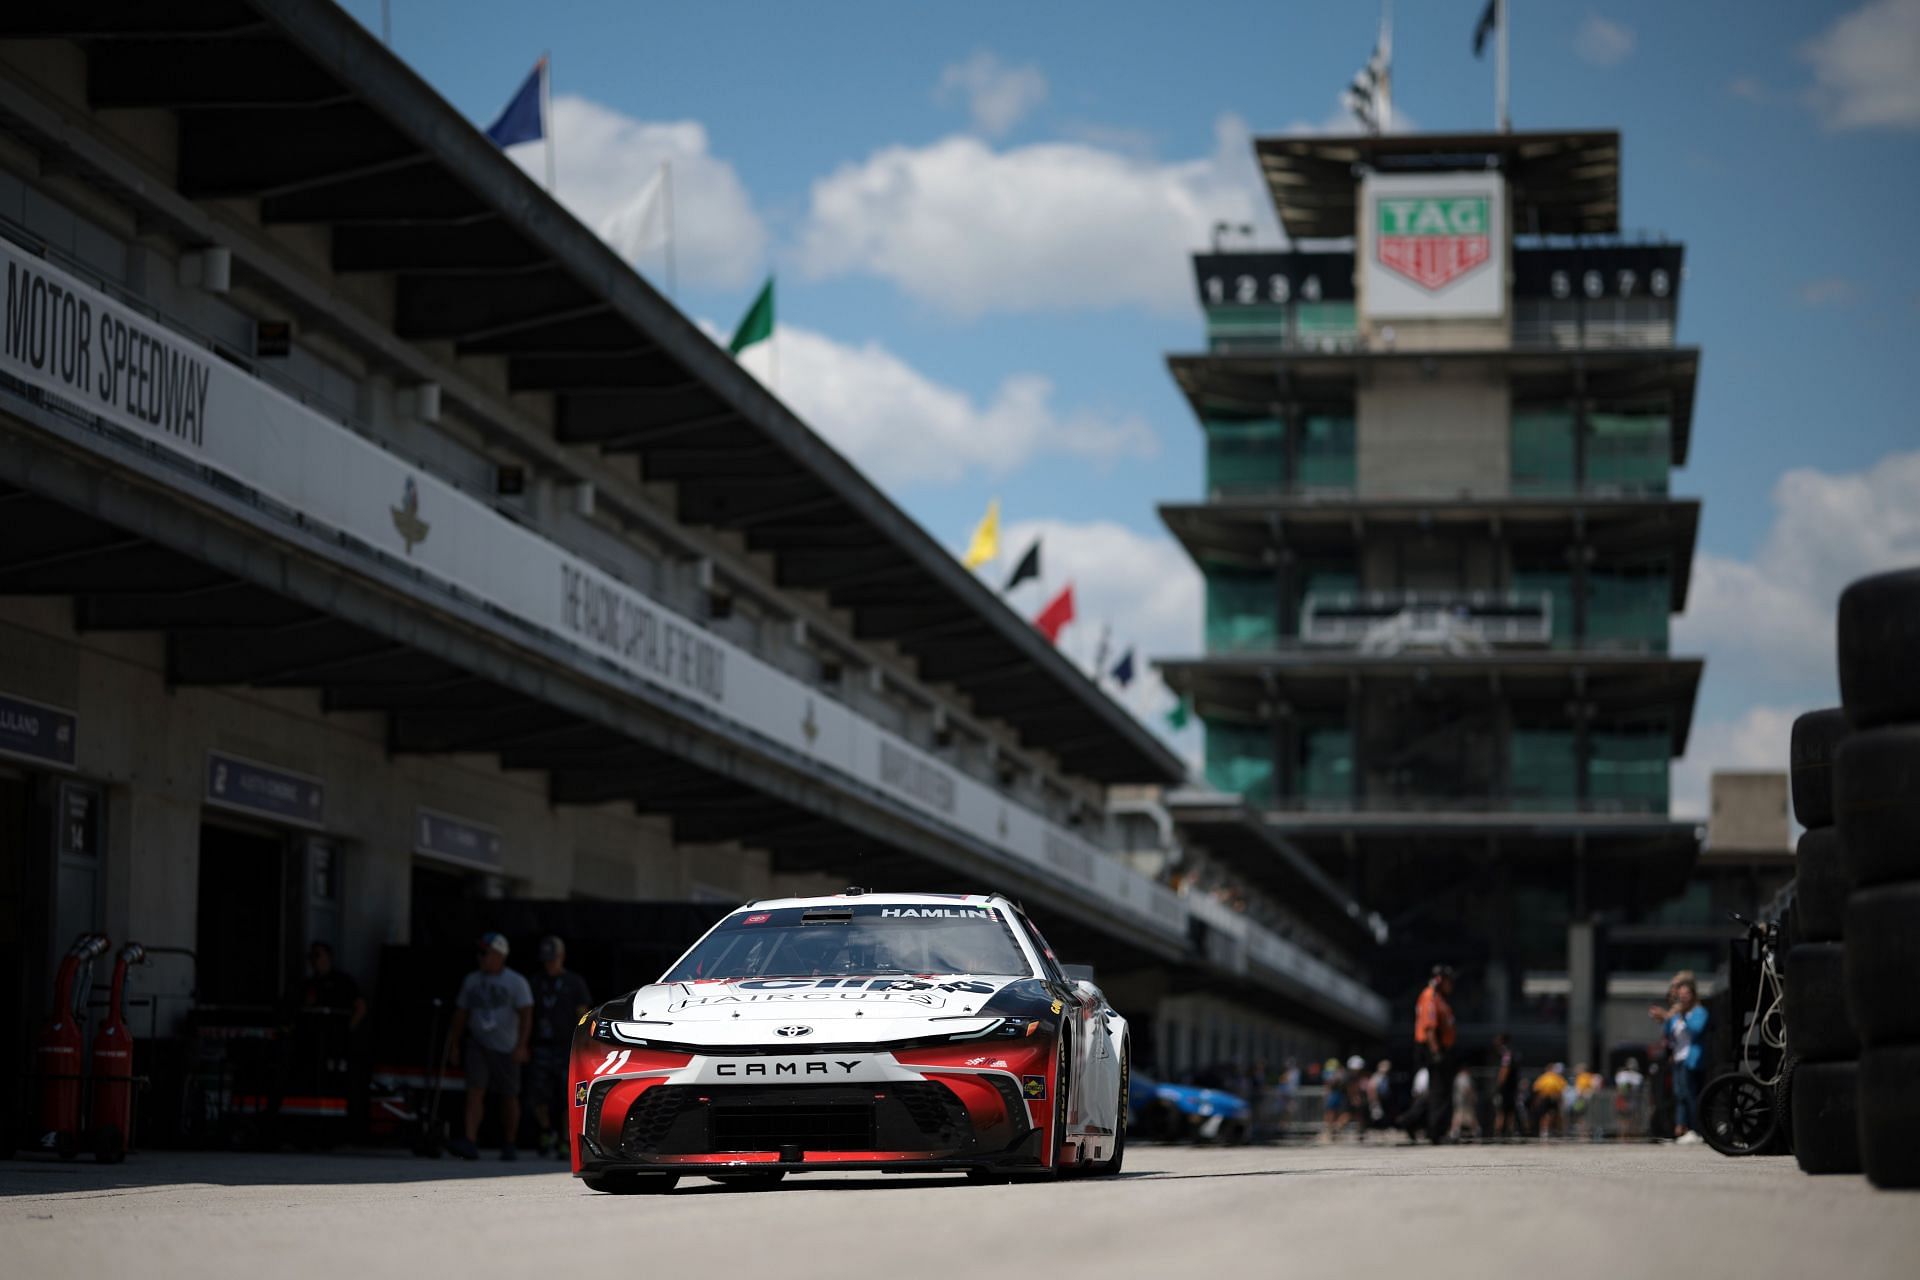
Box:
1127;1072;1252;1144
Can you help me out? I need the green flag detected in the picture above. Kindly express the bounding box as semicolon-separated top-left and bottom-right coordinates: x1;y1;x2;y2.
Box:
729;276;774;355
1165;696;1191;731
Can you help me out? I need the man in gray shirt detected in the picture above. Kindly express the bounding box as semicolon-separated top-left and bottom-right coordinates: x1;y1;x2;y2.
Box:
447;932;534;1160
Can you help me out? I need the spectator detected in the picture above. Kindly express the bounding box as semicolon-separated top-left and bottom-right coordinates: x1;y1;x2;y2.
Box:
1650;971;1708;1144
1413;965;1457;1142
1532;1063;1569;1139
1569;1063;1602;1139
447;932;534;1161
1397;1065;1431;1142
1319;1057;1351;1143
299;941;366;1030
1448;1068;1481;1141
1367;1059;1392;1136
1614;1056;1646;1140
1491;1032;1520;1141
526;936;592;1160
295;941;368;1134
1274;1058;1301;1136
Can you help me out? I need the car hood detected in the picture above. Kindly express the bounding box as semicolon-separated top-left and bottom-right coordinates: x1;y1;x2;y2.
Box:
605;974;1032;1048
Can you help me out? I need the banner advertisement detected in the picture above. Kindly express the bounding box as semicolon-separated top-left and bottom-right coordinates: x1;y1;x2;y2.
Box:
1360;171;1506;321
0;238;1382;1023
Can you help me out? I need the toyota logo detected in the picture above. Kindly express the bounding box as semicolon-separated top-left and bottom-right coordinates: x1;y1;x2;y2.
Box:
774;1025;813;1038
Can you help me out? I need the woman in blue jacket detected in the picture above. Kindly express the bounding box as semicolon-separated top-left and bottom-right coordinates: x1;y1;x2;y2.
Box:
1649;971;1709;1144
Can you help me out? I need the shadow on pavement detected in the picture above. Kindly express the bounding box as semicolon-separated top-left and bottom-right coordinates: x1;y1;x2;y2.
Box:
1;1148;565;1197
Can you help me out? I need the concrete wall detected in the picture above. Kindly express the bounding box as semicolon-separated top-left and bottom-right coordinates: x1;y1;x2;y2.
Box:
1708;772;1790;855
1151;992;1341;1080
2;596;774;1032
1355;363;1510;500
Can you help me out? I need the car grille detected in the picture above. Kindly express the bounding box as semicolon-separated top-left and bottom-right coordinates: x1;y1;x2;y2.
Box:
710;1101;874;1151
599;1080;1002;1160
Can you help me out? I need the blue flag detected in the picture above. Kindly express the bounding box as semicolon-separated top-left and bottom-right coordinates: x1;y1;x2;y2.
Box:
1110;648;1135;688
485;58;546;148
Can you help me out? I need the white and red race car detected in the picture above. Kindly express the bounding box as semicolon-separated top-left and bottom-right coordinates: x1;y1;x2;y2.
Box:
569;890;1129;1192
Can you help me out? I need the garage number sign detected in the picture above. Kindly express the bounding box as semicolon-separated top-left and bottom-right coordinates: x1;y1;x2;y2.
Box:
0;691;77;768
206;751;325;828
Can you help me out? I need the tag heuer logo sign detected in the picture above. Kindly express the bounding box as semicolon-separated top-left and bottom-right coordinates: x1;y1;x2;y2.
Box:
1376;196;1491;291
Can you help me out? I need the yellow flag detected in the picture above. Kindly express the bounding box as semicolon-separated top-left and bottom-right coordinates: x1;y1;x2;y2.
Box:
963;498;1000;569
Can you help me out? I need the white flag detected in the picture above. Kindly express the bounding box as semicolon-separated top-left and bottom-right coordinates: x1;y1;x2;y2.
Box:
600;165;669;261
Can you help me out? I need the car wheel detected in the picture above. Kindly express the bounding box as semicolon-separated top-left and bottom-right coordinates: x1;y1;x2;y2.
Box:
1696;1074;1776;1156
581;1172;679;1195
706;1172;786;1190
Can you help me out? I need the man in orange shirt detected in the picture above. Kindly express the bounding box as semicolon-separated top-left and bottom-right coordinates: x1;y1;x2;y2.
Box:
1413;965;1457;1142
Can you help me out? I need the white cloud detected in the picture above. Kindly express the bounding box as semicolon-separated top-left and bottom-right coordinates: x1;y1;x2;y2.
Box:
1727;76;1771;103
795;114;1274;316
1803;0;1920;130
1675;451;1920;802
1798;276;1862;307
936;51;1048;137
509;95;767;289
1672;705;1799;820
989;518;1202;768
1576;14;1636;67
715;323;1157;488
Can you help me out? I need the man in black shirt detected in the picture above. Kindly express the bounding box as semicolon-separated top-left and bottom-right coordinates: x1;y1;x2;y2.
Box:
526;936;591;1158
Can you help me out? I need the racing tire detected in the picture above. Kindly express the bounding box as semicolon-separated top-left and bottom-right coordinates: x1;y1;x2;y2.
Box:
1792;829;1849;944
1696;1073;1776;1156
581;1172;679;1195
706;1172;786;1191
1790;1060;1861;1175
1083;1046;1128;1178
1834;727;1920;888
1844;882;1920;1046
1772;1054;1797;1157
1784;943;1857;1061
1858;1045;1920;1189
1789;708;1849;829
1050;1030;1075;1178
1837;568;1920;729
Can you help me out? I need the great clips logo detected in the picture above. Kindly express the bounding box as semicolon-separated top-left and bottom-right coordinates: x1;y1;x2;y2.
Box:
1376;196;1491;291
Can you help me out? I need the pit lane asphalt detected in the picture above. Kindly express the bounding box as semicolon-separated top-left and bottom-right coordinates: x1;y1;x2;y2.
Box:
4;1141;1916;1280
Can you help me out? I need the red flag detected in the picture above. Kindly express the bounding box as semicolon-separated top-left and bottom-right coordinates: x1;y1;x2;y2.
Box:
1034;584;1075;644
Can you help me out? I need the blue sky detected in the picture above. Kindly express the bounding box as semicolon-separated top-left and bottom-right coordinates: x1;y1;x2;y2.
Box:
343;0;1920;813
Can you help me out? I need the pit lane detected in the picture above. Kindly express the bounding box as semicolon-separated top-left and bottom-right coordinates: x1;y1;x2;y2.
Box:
4;1142;1916;1280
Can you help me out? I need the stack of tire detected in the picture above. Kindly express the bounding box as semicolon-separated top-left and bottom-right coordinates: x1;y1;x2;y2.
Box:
1784;708;1857;1172
1835;567;1920;1189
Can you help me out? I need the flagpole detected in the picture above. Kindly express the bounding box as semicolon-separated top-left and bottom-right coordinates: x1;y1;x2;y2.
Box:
661;158;676;299
1496;0;1510;133
1379;0;1393;134
540;51;556;190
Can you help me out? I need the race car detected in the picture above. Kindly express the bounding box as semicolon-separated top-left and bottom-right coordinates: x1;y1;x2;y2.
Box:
568;890;1129;1192
1127;1072;1253;1145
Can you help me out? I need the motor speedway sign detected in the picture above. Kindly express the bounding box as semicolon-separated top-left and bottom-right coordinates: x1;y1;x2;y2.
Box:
1361;171;1506;320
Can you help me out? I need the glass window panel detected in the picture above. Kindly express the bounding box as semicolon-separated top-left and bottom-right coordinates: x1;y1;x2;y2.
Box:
1509;728;1577;810
1587;412;1670;494
1205;418;1287;496
1588;562;1671;652
1511;408;1576;495
1205;567;1277;653
1301;728;1353;806
1205;720;1274;807
1590;728;1670;812
1299;414;1356;490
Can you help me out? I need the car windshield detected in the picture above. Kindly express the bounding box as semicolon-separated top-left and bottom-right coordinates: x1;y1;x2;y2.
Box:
663;904;1034;982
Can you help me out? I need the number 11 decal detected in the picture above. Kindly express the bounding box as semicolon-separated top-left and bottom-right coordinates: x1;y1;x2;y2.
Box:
593;1049;631;1076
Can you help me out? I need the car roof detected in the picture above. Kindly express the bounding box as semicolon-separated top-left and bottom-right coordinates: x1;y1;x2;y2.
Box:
733;891;1009;912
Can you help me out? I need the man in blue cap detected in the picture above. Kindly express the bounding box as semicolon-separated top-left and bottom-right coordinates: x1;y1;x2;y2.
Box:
447;932;533;1160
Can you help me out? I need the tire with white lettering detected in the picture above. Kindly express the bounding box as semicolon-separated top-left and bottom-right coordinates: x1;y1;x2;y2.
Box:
582;1172;678;1194
1784;943;1857;1061
1837;568;1920;729
1792;829;1849;944
1789;708;1848;829
1790;1059;1861;1175
1844;883;1920;1046
1834;727;1920;887
1858;1046;1920;1188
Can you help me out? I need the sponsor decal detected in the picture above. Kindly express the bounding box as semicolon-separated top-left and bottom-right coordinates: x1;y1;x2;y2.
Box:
774;1025;813;1038
1023;1075;1047;1099
878;907;991;919
713;1059;864;1077
668;990;946;1010
391;475;430;553
742;913;771;925
1375;195;1491;291
577;1011;590;1026
574;1081;589;1107
965;1057;1011;1069
1050;999;1063;1015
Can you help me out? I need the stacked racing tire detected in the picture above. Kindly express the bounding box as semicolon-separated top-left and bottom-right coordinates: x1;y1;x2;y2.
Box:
1834;568;1920;1189
1784;708;1858;1174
